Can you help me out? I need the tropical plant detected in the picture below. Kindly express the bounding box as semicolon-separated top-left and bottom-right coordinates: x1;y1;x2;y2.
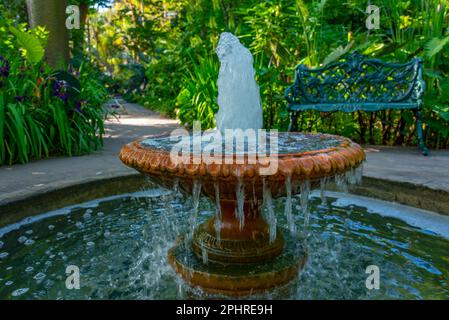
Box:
0;17;108;165
89;0;449;149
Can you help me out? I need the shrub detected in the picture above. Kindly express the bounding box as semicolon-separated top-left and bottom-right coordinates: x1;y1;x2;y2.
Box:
0;17;108;165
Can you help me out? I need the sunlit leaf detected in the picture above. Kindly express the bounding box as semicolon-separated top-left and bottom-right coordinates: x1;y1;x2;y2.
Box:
9;26;45;64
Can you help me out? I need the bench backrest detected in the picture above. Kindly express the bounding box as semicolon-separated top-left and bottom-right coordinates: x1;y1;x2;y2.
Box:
285;52;425;112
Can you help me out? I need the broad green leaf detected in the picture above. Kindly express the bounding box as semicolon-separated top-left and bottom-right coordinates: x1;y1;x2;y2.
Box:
9;26;45;64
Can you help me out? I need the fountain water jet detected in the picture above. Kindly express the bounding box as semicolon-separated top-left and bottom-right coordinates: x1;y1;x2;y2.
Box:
119;33;365;296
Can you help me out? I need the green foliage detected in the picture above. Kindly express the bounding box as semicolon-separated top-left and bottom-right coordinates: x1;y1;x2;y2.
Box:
92;0;449;149
9;26;45;64
176;56;219;129
0;17;108;165
425;36;449;58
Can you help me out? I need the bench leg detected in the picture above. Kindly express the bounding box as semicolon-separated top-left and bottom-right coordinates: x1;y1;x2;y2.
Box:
414;109;429;156
288;111;299;132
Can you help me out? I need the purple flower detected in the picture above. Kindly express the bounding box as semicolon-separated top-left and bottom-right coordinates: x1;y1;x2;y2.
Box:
15;96;28;102
68;65;80;78
52;80;69;103
0;57;10;78
74;100;87;113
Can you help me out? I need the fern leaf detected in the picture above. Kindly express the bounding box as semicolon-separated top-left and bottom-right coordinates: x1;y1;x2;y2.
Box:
425;36;449;58
322;41;354;66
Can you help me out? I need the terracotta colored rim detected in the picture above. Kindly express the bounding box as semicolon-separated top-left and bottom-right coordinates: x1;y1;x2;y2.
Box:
119;132;366;181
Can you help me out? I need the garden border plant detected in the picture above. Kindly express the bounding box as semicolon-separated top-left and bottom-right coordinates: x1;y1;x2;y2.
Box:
0;15;109;166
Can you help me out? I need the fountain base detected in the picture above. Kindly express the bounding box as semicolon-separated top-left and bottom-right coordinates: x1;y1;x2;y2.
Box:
168;200;307;296
168;230;307;296
192;200;284;264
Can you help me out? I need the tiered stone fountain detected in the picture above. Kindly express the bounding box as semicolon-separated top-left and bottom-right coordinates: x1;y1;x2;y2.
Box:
120;33;365;296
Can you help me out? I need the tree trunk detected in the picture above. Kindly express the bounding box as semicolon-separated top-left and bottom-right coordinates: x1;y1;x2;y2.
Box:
72;2;89;56
26;0;70;68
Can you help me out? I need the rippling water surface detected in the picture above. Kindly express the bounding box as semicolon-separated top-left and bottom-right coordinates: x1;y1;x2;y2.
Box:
0;189;448;300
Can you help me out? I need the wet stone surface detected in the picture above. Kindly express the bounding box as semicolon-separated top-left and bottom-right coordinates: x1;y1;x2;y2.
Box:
140;132;344;155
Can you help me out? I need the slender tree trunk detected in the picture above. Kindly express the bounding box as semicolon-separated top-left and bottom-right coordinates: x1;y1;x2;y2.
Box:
357;111;366;144
72;2;89;56
26;0;70;68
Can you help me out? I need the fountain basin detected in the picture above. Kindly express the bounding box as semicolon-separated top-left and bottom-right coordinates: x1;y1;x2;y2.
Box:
119;132;365;200
1;190;448;300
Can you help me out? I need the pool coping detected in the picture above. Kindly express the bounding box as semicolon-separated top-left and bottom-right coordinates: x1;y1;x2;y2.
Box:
0;172;448;229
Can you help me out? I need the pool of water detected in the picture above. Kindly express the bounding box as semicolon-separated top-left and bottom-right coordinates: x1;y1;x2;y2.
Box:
140;131;345;155
0;189;448;300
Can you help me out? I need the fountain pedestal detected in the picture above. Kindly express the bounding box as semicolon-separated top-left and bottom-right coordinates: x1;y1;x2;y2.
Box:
167;199;306;296
192;200;284;264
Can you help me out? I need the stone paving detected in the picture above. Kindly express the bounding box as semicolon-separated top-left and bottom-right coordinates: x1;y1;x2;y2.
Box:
0;100;179;205
0;100;448;206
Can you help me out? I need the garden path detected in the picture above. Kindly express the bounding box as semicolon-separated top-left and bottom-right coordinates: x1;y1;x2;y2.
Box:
0;99;179;205
0;99;448;206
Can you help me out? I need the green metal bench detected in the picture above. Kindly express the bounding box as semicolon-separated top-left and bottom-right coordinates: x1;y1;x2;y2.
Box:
285;52;429;155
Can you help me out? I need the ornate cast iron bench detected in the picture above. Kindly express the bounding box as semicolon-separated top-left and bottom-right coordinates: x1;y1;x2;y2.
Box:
285;52;429;155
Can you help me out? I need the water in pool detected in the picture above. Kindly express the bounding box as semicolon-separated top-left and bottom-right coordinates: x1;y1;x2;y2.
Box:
0;187;448;299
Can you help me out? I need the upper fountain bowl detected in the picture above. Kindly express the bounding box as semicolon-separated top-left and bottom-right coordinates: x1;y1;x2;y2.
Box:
119;131;365;200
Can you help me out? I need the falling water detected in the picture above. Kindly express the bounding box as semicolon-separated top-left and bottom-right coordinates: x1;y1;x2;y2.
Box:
262;179;277;244
300;180;311;228
202;247;208;265
188;180;202;241
284;175;296;235
335;174;348;193
235;178;245;230
320;177;328;205
355;163;363;185
215;32;263;131
213;182;222;241
173;178;180;194
336;164;364;193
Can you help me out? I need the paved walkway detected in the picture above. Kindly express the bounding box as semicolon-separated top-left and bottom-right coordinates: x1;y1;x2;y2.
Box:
0;100;448;206
0;100;179;205
363;145;449;192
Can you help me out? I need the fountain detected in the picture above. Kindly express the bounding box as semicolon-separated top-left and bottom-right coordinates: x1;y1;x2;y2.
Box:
119;33;365;296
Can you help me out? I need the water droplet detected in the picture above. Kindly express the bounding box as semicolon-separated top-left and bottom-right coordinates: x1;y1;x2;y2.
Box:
87;241;95;247
33;273;46;280
0;252;9;259
97;211;105;217
24;239;35;246
25;230;33;235
18;236;27;243
48;225;55;230
12;288;29;297
75;221;84;229
5;281;13;286
25;266;34;272
83;212;92;220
